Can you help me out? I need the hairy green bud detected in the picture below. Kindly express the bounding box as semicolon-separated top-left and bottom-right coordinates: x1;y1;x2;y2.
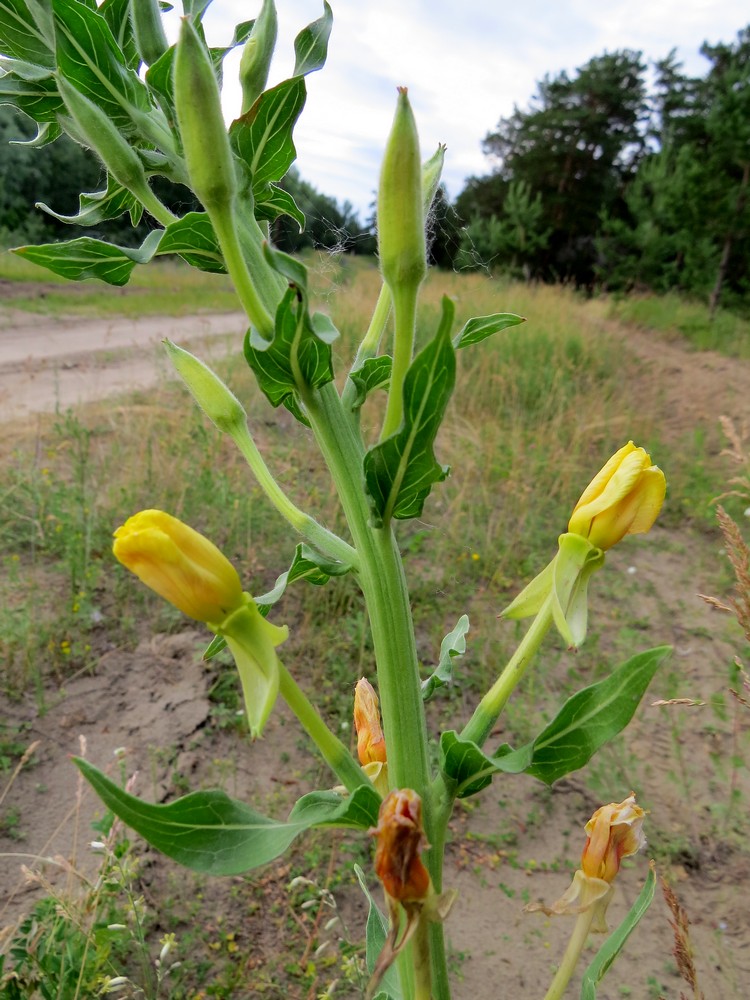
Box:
57;76;150;199
163;339;247;436
174;18;237;213
377;87;426;293
240;0;278;113
131;0;169;67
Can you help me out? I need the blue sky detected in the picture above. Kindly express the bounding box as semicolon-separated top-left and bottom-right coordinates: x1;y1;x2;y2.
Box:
196;0;749;218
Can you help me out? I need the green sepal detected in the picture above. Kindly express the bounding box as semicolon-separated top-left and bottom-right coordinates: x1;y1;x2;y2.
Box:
502;533;605;648
363;297;456;525
453;312;526;349
440;646;670;795
348;356;392;411
72;756;380;876
422;614;469;701
580;864;657;999
354;865;402;999
218;598;288;738
293;0;332;77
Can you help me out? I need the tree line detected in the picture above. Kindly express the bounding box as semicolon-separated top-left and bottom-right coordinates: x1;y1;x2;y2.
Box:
2;24;748;312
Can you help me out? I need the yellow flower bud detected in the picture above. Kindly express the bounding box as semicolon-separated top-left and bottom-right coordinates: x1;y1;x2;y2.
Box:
568;441;666;550
113;510;244;625
353;677;387;766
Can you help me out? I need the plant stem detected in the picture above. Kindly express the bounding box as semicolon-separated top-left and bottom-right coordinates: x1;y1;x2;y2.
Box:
460;599;554;749
277;660;368;794
543;907;596;1000
381;282;419;439
232;422;358;568
211;208;275;339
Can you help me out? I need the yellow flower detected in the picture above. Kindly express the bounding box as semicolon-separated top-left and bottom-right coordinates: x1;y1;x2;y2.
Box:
580;792;646;883
568;442;666;550
353;678;387;766
113;510;244;625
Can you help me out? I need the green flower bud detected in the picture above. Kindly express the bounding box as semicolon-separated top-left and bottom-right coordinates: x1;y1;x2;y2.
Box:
131;0;169;67
56;76;151;200
174;17;237;213
163;339;247;436
239;0;278;114
378;87;426;293
422;142;446;215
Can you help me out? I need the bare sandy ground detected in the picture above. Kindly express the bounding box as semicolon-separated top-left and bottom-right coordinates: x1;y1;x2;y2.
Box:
0;307;247;421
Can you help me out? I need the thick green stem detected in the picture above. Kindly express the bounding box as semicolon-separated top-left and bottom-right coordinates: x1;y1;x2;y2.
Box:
277;660;368;794
232;423;358;568
543;906;596;1000
381;282;419;439
461;599;554;749
413;919;432;1000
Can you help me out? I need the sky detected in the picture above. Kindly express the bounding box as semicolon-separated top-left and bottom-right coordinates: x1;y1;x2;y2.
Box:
192;0;749;219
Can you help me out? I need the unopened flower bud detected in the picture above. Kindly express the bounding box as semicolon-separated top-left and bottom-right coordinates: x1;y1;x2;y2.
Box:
371;789;431;903
353;678;387;765
131;0;169;66
239;0;278;113
568;442;666;551
174;17;237;213
377;88;426;293
163;339;247;436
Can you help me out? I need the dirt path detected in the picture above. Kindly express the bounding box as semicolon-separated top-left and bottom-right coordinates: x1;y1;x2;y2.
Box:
0;308;247;421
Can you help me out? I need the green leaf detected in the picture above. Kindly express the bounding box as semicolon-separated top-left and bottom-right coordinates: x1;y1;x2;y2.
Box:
364;297;456;524
13;229;162;285
99;0;139;71
255;183;306;230
10;119;61;146
37;175;142;228
453;312;525;349
354;865;402;999
158;212;226;273
523;645;670;784
52;0;150;134
255;543;353;613
145;45;176;125
0;70;62;121
243;280;335;415
422;614;469;701
348;356;392;411
230;77;306;194
73;757;380;876
293;1;332;77
0;0;54;68
439;646;670;796
580;864;657;1000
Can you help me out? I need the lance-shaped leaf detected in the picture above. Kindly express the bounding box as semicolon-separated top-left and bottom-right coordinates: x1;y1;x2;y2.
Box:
293;0;332;77
11;119;61;146
145;45;176;125
230;77;306;195
348;356;393;411
158;212;226;273
364;297;456;525
0;0;54;68
37;175;142;228
100;0;139;71
73;756;380;876
244;252;337;415
0;70;62;121
422;614;469;701
255;183;306;230
52;0;151;134
440;646;670;797
580;864;657;1000
453;312;525;349
354;865;402;1000
13;229;163;285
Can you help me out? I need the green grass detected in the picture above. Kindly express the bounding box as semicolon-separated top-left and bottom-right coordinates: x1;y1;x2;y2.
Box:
607;291;750;358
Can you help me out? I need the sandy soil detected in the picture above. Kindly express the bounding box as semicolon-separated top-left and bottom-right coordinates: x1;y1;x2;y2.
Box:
1;300;750;998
